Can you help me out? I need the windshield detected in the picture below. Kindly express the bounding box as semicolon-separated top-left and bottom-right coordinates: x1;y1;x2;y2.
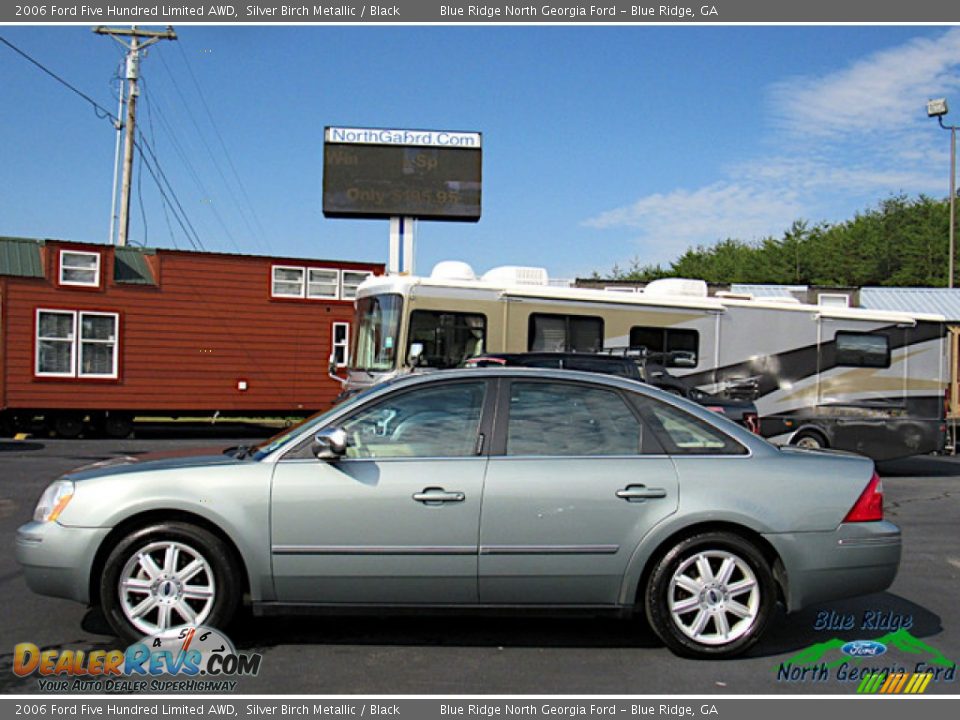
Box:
351;294;403;372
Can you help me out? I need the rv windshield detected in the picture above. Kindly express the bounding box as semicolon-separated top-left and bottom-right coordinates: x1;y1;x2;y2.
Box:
351;294;403;372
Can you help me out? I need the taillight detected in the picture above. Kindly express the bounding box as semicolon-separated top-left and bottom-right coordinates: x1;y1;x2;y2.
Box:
843;471;884;523
706;406;726;414
744;412;760;435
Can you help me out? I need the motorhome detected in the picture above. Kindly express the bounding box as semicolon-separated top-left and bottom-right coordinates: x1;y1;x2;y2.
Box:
342;261;947;460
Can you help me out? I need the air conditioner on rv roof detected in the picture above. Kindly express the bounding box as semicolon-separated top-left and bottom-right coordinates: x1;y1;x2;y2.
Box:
643;278;708;298
482;265;550;286
430;261;478;281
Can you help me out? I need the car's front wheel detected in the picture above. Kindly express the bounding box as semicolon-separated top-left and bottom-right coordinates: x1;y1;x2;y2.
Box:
644;532;775;658
100;522;241;641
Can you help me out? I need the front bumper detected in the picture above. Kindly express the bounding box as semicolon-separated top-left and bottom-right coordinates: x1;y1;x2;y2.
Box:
16;521;110;604
763;521;901;613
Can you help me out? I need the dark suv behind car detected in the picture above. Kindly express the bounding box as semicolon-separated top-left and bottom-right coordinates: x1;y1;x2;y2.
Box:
464;352;760;433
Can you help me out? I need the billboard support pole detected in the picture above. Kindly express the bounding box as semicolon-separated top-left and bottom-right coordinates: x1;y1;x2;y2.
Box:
389;216;416;274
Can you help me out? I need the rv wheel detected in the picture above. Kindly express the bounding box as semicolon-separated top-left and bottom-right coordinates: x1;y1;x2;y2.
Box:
792;429;827;450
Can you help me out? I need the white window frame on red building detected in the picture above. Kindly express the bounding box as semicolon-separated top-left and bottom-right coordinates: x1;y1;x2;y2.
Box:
35;309;120;379
59;249;101;288
332;322;350;367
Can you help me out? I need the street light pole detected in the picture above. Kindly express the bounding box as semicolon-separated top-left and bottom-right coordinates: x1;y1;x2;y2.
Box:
943;117;957;289
928;98;958;288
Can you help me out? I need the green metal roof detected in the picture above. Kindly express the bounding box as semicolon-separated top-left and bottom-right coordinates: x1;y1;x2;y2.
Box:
114;246;157;285
0;236;45;278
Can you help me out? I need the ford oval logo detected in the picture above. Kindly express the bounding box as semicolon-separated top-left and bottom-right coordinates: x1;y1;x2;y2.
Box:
841;640;887;657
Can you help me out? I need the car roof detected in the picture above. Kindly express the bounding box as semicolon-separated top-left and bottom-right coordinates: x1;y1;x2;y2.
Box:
471;352;631;362
393;366;668;400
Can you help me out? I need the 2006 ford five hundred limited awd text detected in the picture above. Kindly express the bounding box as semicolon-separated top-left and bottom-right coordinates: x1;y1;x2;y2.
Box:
16;368;901;657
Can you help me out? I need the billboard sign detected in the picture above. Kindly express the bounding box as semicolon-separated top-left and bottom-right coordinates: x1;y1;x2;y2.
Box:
322;126;482;221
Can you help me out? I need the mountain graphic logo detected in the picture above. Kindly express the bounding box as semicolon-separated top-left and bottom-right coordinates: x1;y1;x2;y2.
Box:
776;628;955;670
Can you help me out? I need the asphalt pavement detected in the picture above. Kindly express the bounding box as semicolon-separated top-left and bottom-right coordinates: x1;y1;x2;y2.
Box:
1;429;957;695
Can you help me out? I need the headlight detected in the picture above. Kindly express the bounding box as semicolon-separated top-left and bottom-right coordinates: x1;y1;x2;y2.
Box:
33;480;75;523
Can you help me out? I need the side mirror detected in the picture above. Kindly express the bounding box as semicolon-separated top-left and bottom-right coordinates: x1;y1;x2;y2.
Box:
408;342;424;367
328;353;347;386
312;427;348;461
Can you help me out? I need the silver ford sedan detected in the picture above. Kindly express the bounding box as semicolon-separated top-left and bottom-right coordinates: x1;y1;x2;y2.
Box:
16;368;900;658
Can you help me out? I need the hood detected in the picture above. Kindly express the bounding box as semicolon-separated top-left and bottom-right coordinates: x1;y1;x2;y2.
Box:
65;445;244;481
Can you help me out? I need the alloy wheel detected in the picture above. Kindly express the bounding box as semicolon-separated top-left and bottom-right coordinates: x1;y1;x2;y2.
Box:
118;540;216;636
667;549;760;646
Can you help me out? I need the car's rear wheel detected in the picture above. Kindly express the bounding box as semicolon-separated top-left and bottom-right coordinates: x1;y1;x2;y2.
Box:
100;522;240;641
644;532;775;658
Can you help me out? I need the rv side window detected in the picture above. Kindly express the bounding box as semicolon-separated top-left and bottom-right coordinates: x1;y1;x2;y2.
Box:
528;314;604;353
834;332;890;368
408;310;487;369
629;326;699;367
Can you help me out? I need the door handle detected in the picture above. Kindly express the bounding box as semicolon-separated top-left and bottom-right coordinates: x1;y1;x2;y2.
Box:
413;487;466;504
616;485;667;502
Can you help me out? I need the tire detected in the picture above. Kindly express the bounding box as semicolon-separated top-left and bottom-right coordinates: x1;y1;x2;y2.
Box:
53;413;85;439
103;413;134;439
100;522;241;642
644;532;776;658
792;429;827;450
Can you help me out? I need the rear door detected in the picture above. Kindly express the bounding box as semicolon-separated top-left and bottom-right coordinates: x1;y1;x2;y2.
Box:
478;379;679;605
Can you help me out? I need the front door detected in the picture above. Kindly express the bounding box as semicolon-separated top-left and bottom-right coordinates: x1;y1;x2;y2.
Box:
271;379;491;604
479;379;680;605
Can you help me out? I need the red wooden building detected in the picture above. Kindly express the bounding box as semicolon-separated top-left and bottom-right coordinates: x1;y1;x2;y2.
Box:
0;236;382;437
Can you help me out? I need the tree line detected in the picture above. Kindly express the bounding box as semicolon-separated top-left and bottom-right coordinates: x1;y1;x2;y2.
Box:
604;195;953;287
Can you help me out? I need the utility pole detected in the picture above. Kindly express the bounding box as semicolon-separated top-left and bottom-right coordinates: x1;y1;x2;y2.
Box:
94;25;176;247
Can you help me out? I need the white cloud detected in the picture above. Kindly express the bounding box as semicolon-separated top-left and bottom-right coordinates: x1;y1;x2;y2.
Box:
585;183;803;265
585;28;960;269
769;28;960;139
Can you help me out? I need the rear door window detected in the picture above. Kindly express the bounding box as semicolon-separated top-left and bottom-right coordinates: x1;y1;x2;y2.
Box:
505;381;662;456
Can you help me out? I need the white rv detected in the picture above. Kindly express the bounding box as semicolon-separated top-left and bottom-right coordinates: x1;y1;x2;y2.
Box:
343;261;947;460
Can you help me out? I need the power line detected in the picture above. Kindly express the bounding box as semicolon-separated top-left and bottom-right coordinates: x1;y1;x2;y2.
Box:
136;132;206;252
157;46;270;256
2;32;206;253
141;74;245;255
0;34;117;124
175;41;273;255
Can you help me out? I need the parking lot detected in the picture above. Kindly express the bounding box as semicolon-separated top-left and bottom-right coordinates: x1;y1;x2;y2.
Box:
1;427;958;695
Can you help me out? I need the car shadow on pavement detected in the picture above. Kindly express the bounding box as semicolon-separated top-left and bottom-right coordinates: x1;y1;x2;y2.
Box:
225;612;663;652
747;592;944;660
130;422;279;441
81;593;942;657
877;455;960;478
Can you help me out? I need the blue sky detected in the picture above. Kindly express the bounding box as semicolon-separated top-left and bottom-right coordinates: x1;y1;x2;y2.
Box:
2;25;960;279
